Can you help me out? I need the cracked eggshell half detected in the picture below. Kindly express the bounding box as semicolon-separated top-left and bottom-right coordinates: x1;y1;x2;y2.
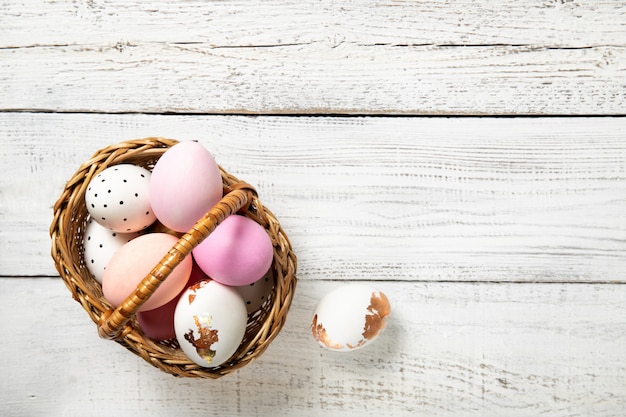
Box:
174;280;248;368
311;284;391;351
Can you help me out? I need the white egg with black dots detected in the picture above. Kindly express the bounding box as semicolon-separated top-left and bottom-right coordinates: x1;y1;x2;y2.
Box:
85;164;157;233
234;271;274;315
83;218;141;283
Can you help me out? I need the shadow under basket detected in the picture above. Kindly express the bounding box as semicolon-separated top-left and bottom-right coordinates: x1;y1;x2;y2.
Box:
50;138;297;378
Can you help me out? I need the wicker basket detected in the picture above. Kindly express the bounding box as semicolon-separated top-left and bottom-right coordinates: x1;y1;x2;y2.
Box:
50;138;297;378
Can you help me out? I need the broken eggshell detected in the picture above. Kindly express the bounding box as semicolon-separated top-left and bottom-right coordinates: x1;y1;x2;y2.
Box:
311;284;391;351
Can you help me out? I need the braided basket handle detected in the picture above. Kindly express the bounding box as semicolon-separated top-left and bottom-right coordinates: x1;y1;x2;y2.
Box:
97;183;256;340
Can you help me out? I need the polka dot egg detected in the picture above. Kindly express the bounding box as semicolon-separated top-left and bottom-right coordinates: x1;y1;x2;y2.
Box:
85;164;157;233
83;218;141;284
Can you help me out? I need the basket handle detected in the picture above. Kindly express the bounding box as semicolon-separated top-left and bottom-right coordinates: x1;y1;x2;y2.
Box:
97;182;256;340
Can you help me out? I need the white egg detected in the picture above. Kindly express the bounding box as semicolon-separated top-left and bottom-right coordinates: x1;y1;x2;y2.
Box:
174;280;248;368
311;285;391;351
85;164;156;233
83;218;141;283
233;271;274;315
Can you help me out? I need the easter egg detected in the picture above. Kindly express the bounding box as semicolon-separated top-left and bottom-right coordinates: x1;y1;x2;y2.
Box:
149;141;223;233
83;218;141;284
192;215;274;287
311;285;391;351
174;280;248;368
85;164;156;233
233;270;274;315
137;262;208;341
102;233;192;312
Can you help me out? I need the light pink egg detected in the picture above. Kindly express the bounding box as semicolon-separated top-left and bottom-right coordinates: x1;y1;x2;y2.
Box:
102;233;192;312
137;262;208;341
149;141;223;233
192;215;274;286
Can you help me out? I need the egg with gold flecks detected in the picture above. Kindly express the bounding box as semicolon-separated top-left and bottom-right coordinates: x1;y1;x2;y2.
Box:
174;280;248;368
311;285;391;351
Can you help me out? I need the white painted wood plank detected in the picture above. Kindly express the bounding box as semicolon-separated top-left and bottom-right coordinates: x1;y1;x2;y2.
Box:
2;1;625;115
2;42;624;115
2;0;624;48
0;277;624;417
2;113;626;282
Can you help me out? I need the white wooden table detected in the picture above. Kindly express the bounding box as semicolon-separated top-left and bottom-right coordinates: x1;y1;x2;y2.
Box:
1;1;625;416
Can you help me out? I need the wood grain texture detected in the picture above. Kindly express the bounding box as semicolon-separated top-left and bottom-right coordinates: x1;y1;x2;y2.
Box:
3;0;625;48
2;2;626;415
1;1;624;114
0;277;623;417
2;113;626;282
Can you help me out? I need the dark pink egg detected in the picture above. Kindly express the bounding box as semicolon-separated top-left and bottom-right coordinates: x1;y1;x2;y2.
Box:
137;261;208;341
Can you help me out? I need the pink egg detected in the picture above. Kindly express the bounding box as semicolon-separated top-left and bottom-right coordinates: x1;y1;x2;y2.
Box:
149;141;223;233
102;233;192;312
137;262;208;341
192;215;274;286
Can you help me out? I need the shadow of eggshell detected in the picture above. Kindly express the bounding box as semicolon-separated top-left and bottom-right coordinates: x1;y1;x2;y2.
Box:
102;233;192;311
137;261;208;341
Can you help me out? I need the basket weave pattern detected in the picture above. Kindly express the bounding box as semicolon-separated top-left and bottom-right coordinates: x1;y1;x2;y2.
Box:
50;138;297;378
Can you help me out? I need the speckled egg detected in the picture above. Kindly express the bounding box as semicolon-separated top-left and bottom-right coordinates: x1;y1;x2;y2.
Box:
311;285;391;351
83;218;141;283
174;280;248;368
233;270;274;315
85;164;156;233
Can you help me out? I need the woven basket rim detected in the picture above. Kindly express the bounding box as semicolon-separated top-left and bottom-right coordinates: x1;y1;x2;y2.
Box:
50;137;297;378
